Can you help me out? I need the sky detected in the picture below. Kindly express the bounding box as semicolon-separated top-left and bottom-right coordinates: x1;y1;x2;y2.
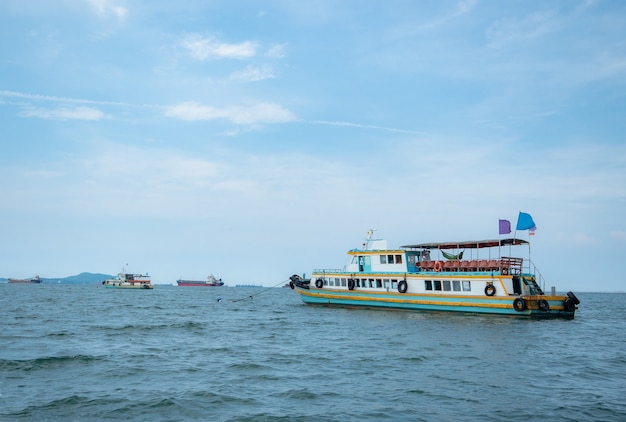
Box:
1;0;625;291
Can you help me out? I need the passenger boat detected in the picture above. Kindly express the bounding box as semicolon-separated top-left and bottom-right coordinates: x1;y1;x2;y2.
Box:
289;230;579;318
176;275;224;287
102;272;153;289
8;275;42;284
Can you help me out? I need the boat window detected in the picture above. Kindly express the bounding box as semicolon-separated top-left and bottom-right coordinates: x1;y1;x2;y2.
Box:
383;279;390;289
341;278;347;287
391;280;398;289
453;280;461;291
443;280;451;291
369;279;375;288
462;281;471;291
433;280;442;291
387;255;395;264
380;255;387;264
376;279;382;288
395;255;403;264
425;280;433;290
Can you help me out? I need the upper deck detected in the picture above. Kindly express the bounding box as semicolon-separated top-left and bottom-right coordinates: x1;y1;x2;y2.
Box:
340;236;533;277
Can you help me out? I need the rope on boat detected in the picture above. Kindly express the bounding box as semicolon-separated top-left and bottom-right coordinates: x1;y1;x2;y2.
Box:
229;279;290;303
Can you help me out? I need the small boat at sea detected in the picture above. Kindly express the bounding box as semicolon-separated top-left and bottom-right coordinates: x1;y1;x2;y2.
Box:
8;275;42;284
289;228;579;318
176;275;224;287
102;272;153;289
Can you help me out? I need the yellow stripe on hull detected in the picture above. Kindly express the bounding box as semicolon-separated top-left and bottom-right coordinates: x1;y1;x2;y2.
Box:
295;288;574;316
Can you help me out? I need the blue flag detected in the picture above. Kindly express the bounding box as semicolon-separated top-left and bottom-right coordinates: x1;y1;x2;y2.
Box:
516;212;536;231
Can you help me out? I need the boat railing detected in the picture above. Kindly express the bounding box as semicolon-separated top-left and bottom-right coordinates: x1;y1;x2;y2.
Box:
416;258;518;273
526;259;546;292
500;257;523;275
312;269;344;275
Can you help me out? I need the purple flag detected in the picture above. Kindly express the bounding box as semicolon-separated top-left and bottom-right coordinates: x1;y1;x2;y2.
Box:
499;219;511;235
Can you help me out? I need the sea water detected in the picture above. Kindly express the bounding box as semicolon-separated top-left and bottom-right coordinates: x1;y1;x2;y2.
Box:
1;284;624;421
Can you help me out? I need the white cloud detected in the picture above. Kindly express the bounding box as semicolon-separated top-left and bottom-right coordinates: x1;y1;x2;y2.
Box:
485;10;559;49
310;120;422;134
165;101;296;124
227;65;275;83
610;230;626;241
1;90;297;124
0;90;155;109
181;34;257;60
20;106;106;120
267;44;287;58
87;0;128;22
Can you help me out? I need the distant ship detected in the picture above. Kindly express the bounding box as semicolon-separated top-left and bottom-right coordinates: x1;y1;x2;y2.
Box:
102;271;153;289
177;275;224;287
8;275;42;284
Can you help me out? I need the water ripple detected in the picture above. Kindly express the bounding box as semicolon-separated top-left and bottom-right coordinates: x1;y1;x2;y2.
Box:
0;286;625;421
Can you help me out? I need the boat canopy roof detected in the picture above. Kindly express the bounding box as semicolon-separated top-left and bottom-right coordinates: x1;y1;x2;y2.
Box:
401;238;529;250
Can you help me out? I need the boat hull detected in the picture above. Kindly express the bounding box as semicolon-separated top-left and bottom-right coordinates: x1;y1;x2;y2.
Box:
103;282;153;289
8;280;42;284
8;277;42;284
176;281;224;287
294;286;575;318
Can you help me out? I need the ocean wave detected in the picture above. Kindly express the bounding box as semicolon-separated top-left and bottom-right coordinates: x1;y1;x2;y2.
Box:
0;354;103;371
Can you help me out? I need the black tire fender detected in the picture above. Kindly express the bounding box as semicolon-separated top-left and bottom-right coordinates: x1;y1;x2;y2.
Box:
567;291;580;305
563;298;575;312
513;298;527;312
537;299;550;311
398;280;408;293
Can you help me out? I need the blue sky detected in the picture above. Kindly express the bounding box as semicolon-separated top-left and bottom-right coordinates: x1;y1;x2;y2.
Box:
1;0;625;291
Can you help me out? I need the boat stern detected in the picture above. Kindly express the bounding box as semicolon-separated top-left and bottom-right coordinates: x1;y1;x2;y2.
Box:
512;291;580;318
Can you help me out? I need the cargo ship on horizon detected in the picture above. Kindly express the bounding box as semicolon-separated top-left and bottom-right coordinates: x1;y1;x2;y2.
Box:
8;275;42;284
176;275;224;287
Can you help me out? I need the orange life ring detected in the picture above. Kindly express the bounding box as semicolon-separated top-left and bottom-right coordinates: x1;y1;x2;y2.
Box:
434;261;443;272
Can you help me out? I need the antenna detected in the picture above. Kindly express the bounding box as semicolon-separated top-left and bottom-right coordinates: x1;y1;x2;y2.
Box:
364;229;378;250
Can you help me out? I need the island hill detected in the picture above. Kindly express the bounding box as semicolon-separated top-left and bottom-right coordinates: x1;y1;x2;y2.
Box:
0;272;114;284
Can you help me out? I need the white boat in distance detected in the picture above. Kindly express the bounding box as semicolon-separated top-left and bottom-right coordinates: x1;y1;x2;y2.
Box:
102;271;153;289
